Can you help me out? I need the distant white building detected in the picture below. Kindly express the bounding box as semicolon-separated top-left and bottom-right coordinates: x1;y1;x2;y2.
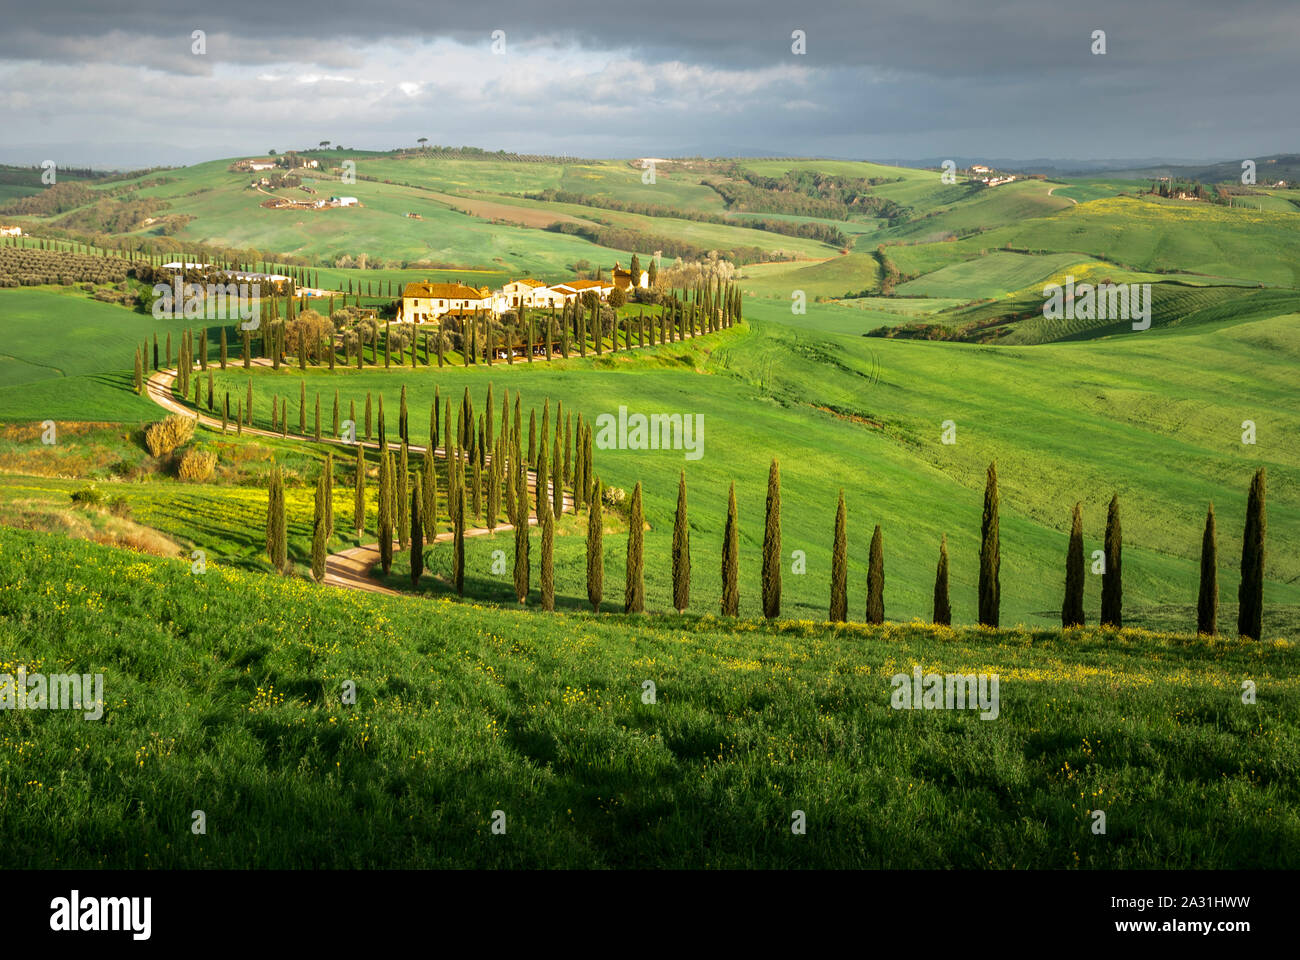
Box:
0;225;22;237
331;196;358;207
970;164;991;174
248;160;278;171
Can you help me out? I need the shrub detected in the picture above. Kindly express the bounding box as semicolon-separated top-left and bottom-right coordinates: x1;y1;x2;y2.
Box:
144;414;196;458
108;495;132;518
177;448;217;482
70;485;103;507
602;486;626;507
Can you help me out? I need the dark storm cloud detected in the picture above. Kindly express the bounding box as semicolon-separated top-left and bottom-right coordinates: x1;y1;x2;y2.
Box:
0;0;1296;166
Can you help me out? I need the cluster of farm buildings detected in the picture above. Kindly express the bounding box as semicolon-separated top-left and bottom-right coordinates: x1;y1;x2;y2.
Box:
398;265;649;323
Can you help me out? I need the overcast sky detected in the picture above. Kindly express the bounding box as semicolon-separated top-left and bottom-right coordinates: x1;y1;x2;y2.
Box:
0;0;1296;169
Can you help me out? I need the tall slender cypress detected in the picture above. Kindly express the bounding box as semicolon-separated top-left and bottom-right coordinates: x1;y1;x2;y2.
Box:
378;451;393;574
761;459;781;619
625;482;645;613
453;478;466;596
587;476;603;612
672;471;690;613
514;498;530;604
722;482;739;617
1238;468;1266;640
353;446;366;535
1198;502;1217;636
865;524;884;624
1062;502;1085;628
830;490;847;622
1101;494;1123;629
933;534;951;626
541;504;555;612
396;443;410;550
410;475;424;588
311;476;327;583
978;462;1000;628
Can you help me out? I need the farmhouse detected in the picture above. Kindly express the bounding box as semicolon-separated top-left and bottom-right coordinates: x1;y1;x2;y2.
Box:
400;282;493;323
612;263;649;292
0;226;22;237
331;196;359;207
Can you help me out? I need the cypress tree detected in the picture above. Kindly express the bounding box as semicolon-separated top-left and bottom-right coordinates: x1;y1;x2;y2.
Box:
528;409;536;465
503;443;517;525
133;348;143;394
761;459;781;619
1062;502;1086;627
377;394;386;450
268;468;287;573
378;451;393;575
422;447;437;538
978;462;1000;628
514;496;530;604
220;327;228;369
1238;468;1266;640
353;446;366;535
722;482;739;617
541;502;555;612
865;524;884;624
365;393;372;441
399;385;408;442
1101;494;1123;629
332;391;340;438
323;452;334;538
551;431;563;519
410;474;424;588
432;387;441;451
933;534;952;626
311;476;327;583
625;481;645;613
830;490;847;622
486;448;500;530
536;438;549;520
564;412;573;486
672;471;690;613
314;393;321;440
396;443;410;550
453;478;465;596
1198;502;1217;636
587;475;603;612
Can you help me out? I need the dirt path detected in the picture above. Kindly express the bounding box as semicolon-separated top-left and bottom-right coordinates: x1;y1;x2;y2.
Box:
1047;186;1078;205
146;366;568;597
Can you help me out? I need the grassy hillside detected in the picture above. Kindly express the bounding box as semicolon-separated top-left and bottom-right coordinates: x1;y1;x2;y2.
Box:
1;523;1295;869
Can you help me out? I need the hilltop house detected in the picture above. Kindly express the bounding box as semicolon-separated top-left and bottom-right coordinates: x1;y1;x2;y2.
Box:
612;263;649;292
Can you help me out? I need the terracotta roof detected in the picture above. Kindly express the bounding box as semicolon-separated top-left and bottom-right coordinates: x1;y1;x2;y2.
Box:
564;279;610;290
402;282;489;300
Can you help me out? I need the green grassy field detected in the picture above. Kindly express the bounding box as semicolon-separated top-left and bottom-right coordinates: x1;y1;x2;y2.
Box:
2;523;1296;869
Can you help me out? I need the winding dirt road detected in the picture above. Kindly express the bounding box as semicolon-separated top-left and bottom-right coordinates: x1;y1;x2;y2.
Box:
146;365;569;596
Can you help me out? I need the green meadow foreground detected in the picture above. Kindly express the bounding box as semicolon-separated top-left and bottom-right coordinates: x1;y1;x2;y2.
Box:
1;151;1298;868
1;524;1296;869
